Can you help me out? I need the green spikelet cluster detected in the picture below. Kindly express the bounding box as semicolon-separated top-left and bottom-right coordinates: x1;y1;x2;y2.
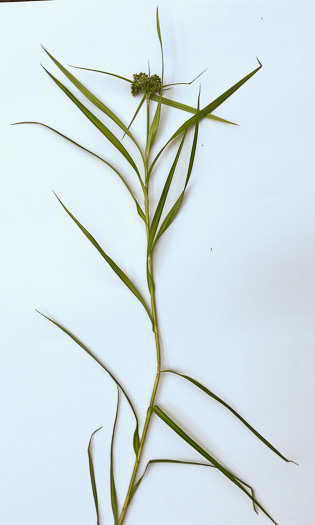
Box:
131;72;162;96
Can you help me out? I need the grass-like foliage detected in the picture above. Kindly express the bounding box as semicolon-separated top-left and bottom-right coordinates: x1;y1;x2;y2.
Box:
14;9;295;525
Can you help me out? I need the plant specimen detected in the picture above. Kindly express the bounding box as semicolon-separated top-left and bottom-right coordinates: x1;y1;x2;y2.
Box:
14;9;295;525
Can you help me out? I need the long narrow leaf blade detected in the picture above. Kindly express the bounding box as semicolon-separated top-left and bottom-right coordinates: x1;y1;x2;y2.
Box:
36;311;140;454
162;370;293;463
88;426;103;525
69;65;132;83
162;68;207;88
152;405;277;524
110;388;120;524
148;132;186;253
42;66;143;185
42;48;141;154
53;194;152;322
149;59;262;177
171;58;262;140
123;94;146;139
150;94;236;125
153;93;200;246
145;99;161;160
144;9;164;160
12;121;145;221
156;8;164;79
130;457;257;511
130;459;215;501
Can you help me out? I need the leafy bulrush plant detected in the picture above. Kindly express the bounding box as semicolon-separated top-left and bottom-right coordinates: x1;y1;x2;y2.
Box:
14;9;295;525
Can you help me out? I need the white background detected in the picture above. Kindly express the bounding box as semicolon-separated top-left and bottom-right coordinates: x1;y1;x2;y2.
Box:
0;1;314;524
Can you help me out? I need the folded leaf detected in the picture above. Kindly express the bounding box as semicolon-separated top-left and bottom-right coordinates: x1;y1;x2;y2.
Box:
110;388;120;524
36;311;140;455
162;369;294;463
152;405;277;524
88;426;103;525
54;193;153;323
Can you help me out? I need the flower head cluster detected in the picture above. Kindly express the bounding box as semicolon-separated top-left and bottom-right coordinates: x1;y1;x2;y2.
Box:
131;72;162;97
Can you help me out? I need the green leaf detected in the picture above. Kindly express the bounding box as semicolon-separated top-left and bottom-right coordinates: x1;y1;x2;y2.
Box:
53;193;153;323
150;93;236;125
156;8;164;80
130;457;257;512
42;65;144;189
144;8;164;161
148;132;186;253
130;459;215;501
162;369;294;464
12;121;145;222
122;94;146;140
152;405;278;525
42;48;142;157
88;426;103;525
153;93;200;247
162;68;208;88
69;65;132;83
36;311;140;455
145;98;162;161
66;66;235;125
149;59;262;177
110;388;120;525
172;58;262;140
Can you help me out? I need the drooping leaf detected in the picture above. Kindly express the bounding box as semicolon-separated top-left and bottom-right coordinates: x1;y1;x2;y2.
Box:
12;121;145;221
53;193;153;323
42;48;143;157
36;311;140;455
150;93;236;125
130;457;257;512
149;59;262;177
152;405;277;524
110;388;120;524
153;93;200;247
162;369;294;464
148;132;186;253
42;65;144;189
130;459;215;501
88;426;103;525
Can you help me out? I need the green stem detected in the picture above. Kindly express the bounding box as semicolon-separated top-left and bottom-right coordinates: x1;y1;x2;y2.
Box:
117;97;161;525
